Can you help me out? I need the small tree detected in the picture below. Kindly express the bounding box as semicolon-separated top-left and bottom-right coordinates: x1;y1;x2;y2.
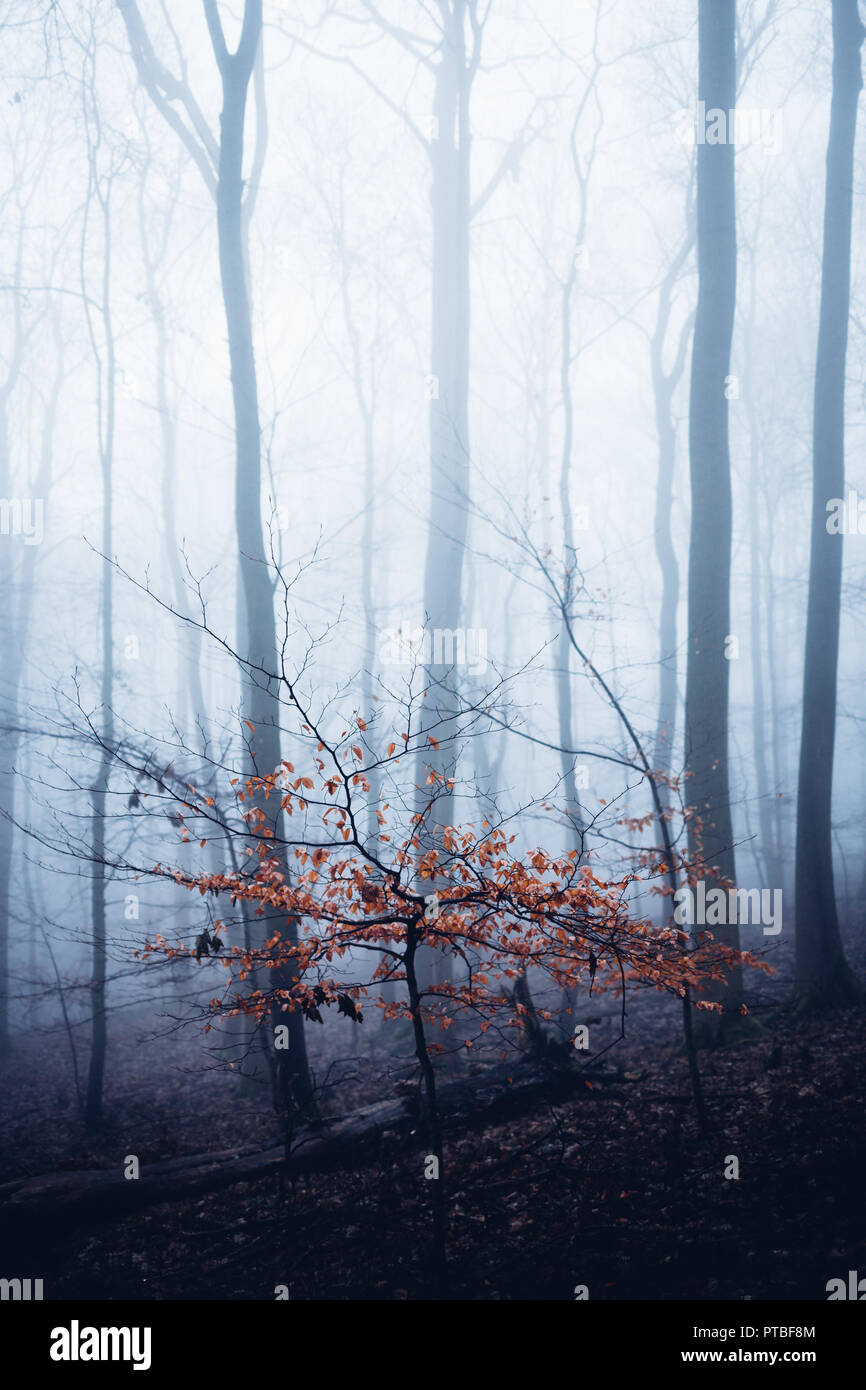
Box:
132;722;762;1287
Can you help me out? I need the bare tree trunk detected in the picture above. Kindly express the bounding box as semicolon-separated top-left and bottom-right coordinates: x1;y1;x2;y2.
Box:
136;157;208;736
556;248;585;851
743;267;780;890
209;4;312;1102
764;510;786;870
0;212;31;1057
83;159;115;1130
794;0;863;1010
653;376;680;786
359;408;378;836
403;920;447;1295
422;3;471;685
415;3;472;991
0;399;22;1058
684;0;743;1036
334;214;380;847
115;0;314;1104
651;231;693;787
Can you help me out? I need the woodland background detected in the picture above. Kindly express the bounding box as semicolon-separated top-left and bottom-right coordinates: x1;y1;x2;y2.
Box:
0;0;865;1301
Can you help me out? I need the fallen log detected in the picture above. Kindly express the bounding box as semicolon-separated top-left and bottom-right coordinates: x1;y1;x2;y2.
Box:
0;1059;623;1242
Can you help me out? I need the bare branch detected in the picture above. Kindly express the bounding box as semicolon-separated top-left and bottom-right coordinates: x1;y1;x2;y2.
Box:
115;0;218;196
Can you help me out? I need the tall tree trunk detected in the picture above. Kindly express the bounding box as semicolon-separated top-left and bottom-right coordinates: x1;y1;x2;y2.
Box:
211;6;312;1102
84;171;116;1130
116;0;314;1108
335;230;379;848
653;371;680;788
551;249;585;1037
743;271;780;891
794;0;863;1009
651;233;693;789
0;399;21;1058
415;2;472;990
0;217;29;1057
0;292;61;1054
556;249;585;852
684;0;743;1033
360;405;378;847
764;510;786;871
136;162;208;736
423;3;471;675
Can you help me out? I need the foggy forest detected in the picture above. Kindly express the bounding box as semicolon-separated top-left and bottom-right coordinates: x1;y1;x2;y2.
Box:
0;0;865;1322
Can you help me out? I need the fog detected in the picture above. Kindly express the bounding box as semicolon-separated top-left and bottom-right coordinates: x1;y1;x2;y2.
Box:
0;0;864;1309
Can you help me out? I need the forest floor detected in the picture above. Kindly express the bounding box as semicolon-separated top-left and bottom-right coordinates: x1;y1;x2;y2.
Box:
2;969;865;1300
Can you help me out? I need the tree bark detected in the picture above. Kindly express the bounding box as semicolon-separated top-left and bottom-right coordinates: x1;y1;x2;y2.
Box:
651;233;693;789
136;160;208;736
415;3;473;991
556;248;585;850
684;0;743;1033
794;0;863;1009
211;5;312;1102
0;214;31;1056
83;168;115;1131
743;268;781;891
115;0;314;1104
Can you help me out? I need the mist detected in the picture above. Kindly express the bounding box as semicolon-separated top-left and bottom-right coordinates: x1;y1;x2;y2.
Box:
0;0;864;1322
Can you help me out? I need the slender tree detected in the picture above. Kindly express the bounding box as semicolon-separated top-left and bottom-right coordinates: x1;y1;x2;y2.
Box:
684;0;743;1033
794;0;863;1010
135;139;208;738
116;0;313;1103
742;243;782;891
327;2;533;984
650;222;694;787
0;201;59;1056
79;46;117;1127
0;209;30;1056
413;3;479;972
555;42;602;858
327;170;381;848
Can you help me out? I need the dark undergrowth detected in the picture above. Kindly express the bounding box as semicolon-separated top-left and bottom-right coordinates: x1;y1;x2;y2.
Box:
2;991;864;1300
